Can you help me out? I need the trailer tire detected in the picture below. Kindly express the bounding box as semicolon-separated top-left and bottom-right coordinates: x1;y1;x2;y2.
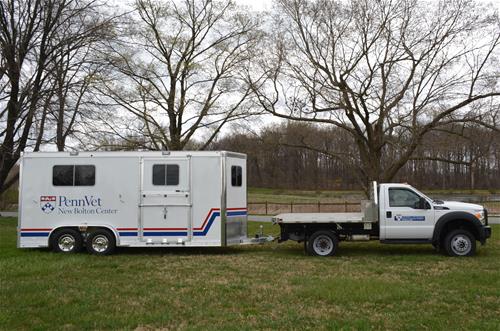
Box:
307;230;338;256
86;229;116;255
444;229;476;257
51;229;83;253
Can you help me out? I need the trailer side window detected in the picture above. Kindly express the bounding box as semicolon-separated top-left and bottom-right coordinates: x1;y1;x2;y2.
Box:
75;165;95;186
53;166;73;186
53;165;95;186
231;166;242;187
152;164;179;186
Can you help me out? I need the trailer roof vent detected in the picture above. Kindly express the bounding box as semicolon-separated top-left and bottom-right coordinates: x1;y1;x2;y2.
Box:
162;151;170;155
70;151;79;156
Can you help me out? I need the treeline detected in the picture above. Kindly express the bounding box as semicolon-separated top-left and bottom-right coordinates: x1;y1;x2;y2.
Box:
2;0;500;194
213;122;500;191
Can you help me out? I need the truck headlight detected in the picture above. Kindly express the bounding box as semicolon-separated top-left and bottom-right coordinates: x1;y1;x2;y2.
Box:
473;210;485;224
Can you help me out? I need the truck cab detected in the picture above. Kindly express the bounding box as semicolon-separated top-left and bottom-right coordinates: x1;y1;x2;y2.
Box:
274;182;491;257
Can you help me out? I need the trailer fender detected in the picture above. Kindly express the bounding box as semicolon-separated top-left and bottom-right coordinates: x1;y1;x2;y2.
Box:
49;224;121;247
432;212;485;245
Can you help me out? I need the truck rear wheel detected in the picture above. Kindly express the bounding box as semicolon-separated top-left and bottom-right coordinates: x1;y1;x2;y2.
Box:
307;231;338;256
444;229;476;257
51;229;83;253
86;229;116;255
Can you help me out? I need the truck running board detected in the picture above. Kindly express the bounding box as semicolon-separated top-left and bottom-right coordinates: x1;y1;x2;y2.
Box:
381;239;432;244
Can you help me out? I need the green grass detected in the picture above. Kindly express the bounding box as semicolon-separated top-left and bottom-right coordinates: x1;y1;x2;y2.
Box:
1;218;499;330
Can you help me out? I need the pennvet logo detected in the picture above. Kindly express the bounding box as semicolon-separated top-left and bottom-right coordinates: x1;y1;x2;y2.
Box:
394;215;425;222
39;195;116;215
40;196;56;213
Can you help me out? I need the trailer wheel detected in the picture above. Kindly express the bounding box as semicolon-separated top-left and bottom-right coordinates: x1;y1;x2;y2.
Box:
307;231;338;256
444;229;476;257
51;229;83;253
86;229;116;255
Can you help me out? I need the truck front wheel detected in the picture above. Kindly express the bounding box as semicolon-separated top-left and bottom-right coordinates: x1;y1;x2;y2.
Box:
444;229;476;257
307;231;339;256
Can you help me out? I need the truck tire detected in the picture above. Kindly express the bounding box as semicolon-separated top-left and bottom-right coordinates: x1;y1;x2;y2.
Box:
51;229;83;253
444;229;476;257
86;229;116;255
307;230;338;256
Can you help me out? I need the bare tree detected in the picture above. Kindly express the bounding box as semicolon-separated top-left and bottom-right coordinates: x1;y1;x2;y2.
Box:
0;0;114;193
97;0;262;151
1;0;63;193
213;120;500;191
249;0;500;192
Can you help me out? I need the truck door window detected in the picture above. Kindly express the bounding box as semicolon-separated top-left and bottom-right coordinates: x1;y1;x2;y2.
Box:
231;166;242;187
389;188;421;208
53;165;95;186
152;164;179;186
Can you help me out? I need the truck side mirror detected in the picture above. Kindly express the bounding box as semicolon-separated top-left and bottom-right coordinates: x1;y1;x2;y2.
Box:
418;197;430;210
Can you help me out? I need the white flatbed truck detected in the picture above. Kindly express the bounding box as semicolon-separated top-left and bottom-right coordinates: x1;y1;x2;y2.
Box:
273;182;491;257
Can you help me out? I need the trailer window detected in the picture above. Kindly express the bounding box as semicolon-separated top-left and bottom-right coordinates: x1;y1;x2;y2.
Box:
231;166;242;187
152;164;179;186
75;165;95;186
166;164;179;185
53;165;95;186
153;165;166;185
389;188;421;208
53;166;73;186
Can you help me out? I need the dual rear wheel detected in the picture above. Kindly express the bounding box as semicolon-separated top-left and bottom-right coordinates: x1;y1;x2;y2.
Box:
306;230;339;256
51;228;116;255
305;229;476;257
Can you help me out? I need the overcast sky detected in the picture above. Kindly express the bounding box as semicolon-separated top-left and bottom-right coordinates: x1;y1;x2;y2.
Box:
235;0;500;11
234;0;272;11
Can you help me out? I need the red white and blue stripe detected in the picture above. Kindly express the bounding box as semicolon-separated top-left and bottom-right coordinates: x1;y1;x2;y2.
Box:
117;207;247;237
19;228;52;237
19;207;247;238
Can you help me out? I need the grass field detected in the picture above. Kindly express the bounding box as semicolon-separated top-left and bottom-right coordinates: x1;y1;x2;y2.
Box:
1;218;499;330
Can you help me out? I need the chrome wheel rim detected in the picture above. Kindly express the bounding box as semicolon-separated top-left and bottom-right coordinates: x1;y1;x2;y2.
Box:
58;234;76;252
92;235;109;253
313;235;334;256
451;234;471;256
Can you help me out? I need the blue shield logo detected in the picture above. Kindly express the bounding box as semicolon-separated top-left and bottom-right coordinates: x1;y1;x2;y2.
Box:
40;196;56;213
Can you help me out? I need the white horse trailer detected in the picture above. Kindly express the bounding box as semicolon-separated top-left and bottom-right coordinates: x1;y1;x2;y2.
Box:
17;151;263;254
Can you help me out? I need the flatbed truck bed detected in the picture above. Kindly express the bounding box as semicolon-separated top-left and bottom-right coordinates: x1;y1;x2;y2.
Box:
273;212;366;223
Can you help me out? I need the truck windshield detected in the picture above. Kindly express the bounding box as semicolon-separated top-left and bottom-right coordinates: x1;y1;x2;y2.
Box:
409;186;431;202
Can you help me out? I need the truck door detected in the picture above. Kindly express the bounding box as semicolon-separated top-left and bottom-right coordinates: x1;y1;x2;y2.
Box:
382;186;435;240
140;157;191;241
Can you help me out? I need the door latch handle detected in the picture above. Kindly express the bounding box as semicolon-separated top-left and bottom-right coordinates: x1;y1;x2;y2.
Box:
386;211;392;218
163;207;167;220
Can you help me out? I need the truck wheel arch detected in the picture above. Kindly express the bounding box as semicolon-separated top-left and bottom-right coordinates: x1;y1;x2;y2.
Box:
433;212;483;245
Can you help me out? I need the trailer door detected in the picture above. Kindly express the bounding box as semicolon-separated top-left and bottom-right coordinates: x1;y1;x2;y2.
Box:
140;157;191;241
224;155;247;245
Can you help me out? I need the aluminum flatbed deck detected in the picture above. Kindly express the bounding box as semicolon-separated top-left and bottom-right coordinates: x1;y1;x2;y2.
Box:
273;212;367;224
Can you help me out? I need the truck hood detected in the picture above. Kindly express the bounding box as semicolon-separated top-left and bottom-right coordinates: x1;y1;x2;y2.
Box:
437;201;484;211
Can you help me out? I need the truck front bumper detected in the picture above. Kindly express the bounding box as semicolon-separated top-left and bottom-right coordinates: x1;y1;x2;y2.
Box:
479;225;492;245
484;226;491;240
